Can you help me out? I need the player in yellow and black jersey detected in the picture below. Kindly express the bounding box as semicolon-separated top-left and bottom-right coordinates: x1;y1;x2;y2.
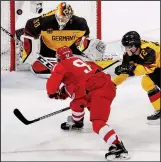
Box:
112;31;160;124
24;2;89;74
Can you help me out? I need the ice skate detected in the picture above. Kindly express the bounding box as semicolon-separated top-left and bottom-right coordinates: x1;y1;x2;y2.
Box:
147;110;160;125
105;141;130;161
61;116;84;130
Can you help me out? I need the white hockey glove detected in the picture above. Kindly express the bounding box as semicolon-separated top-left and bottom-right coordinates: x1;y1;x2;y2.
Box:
77;36;106;61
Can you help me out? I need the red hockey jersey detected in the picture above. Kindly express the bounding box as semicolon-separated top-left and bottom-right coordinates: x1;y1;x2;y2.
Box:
46;57;101;99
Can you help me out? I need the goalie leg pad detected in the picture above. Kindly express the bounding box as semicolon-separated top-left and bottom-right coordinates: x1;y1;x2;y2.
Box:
19;35;40;65
31;60;50;74
30;60;55;79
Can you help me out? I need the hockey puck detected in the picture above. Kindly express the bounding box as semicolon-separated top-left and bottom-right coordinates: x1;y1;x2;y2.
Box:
37;8;43;14
17;9;23;15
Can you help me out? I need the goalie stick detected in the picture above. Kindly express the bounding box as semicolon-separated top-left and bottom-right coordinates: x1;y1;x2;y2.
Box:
102;60;120;71
1;26;54;70
37;55;120;72
13;107;70;125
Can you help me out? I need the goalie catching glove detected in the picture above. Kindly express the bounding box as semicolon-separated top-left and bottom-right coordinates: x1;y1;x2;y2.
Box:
48;86;68;100
77;36;106;61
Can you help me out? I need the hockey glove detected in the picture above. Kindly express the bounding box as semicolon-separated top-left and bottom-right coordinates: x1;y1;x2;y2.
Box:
115;64;136;76
57;86;69;100
48;86;68;100
48;93;61;99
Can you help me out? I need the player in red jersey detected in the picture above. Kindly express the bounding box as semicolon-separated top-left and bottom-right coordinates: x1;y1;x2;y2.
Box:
46;46;130;161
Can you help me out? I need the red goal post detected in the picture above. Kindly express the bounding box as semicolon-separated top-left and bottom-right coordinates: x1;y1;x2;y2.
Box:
1;1;102;71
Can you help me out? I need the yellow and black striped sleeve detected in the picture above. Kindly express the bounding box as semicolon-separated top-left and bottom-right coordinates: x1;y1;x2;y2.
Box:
134;47;158;76
24;9;56;38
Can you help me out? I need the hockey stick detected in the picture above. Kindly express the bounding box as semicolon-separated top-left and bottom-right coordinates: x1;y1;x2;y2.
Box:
1;26;55;70
36;55;54;70
102;60;120;71
1;26;18;41
13;107;70;125
37;55;120;72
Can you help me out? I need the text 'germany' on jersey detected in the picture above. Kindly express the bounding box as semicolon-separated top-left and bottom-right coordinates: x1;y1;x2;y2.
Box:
25;10;90;51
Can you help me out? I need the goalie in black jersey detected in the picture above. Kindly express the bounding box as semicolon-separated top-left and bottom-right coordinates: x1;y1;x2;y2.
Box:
21;2;90;77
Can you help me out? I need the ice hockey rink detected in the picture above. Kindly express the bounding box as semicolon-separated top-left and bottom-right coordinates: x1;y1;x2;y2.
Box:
1;1;160;161
1;71;160;161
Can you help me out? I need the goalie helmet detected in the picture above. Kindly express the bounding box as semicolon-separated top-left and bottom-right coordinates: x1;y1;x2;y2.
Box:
121;31;141;48
56;46;73;61
55;2;74;30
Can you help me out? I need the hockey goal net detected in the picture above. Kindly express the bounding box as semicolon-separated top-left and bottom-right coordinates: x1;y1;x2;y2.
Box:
1;1;101;71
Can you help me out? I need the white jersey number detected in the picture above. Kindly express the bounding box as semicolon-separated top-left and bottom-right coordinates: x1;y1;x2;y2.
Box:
73;59;92;73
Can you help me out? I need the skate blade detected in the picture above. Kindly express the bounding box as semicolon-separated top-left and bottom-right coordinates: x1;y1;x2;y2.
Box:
147;119;160;125
62;127;84;132
106;153;131;161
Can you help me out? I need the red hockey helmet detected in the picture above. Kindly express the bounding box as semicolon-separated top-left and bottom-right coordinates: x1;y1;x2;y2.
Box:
56;46;73;61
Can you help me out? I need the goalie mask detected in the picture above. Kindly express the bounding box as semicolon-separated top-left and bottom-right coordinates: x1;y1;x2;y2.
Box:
55;2;74;30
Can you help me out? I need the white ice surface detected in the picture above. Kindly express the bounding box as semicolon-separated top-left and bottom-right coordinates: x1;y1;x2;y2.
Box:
1;71;160;161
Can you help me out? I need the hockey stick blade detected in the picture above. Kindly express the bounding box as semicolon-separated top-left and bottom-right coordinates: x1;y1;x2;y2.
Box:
13;107;70;125
13;109;34;125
